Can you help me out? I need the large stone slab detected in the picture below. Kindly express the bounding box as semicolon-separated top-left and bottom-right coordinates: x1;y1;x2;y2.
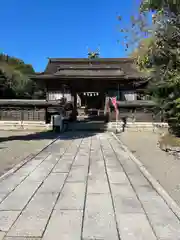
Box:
87;156;109;194
73;156;89;166
83;193;118;240
120;160;140;175
87;174;110;194
106;164;124;173
128;172;150;187
117;213;157;240
37;161;56;171
55;182;86;210
60;154;75;161
0;180;42;210
138;191;172;214
4;237;41;240
90;149;102;157
0;232;5;240
33;155;48;161
38;173;67;193
111;183;137;198
43;210;83;240
15;160;43;176
113;195;143;214
0;193;8;203
0;174;26;194
52;160;72;173
43;154;60;164
108;171;130;184
27;161;56;182
147;211;180;239
7;193;58;237
89;161;105;175
0;211;20;232
26;168;50;182
137;191;180;239
67;165;88;182
103;153;123;169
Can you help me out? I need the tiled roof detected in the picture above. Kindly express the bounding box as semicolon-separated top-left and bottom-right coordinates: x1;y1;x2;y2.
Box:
41;58;147;79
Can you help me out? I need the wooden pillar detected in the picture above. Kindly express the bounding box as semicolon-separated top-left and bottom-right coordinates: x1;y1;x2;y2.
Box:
104;96;110;122
45;81;48;101
72;91;77;121
98;91;103;110
45;107;49;124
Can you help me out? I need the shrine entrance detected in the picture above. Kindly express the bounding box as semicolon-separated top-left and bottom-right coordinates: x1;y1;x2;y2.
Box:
78;92;104;109
77;92;105;121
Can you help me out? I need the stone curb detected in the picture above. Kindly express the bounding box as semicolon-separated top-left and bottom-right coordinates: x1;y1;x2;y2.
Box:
111;132;180;220
0;135;60;183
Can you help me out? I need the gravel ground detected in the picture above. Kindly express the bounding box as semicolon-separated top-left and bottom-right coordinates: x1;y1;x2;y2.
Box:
117;131;180;207
0;131;58;176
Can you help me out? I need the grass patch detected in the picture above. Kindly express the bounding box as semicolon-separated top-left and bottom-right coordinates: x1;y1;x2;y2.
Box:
159;133;180;148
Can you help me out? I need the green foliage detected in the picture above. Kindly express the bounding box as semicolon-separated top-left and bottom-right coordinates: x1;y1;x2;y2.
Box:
0;53;45;99
140;0;180;14
142;1;180;135
119;0;180;135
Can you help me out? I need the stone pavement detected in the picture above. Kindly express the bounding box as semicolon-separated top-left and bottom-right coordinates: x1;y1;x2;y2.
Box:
0;132;180;240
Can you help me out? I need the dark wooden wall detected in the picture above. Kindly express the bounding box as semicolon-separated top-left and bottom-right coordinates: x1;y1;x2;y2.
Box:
0;107;45;121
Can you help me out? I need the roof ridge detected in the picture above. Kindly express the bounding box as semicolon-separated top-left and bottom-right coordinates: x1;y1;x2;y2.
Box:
48;57;134;62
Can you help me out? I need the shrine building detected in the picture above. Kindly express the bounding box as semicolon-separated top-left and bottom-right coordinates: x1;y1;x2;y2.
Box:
31;57;151;122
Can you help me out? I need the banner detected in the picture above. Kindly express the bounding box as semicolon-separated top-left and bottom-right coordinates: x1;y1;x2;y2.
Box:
111;97;117;110
110;97;119;121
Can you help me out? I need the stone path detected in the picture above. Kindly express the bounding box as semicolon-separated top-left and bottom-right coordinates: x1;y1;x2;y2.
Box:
0;132;180;239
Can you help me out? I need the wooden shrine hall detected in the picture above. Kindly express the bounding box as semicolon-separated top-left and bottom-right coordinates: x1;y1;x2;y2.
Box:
31;57;152;122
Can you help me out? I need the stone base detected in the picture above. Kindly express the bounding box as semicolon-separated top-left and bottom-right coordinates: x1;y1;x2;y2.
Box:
0;121;52;131
0;120;168;132
108;122;169;133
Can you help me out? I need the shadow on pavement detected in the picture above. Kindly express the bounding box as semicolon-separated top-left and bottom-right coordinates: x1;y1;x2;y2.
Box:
0;130;99;143
59;131;99;140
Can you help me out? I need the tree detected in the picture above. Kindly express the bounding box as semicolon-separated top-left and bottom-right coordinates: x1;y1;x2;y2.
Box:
0;54;45;99
132;0;180;134
129;37;154;70
119;0;180;135
140;0;180;134
140;0;180;14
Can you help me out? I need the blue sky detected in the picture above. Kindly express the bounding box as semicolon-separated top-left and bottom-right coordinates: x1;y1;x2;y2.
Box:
1;0;141;72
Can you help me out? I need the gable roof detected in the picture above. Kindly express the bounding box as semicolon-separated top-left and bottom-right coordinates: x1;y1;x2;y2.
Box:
41;57;147;79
